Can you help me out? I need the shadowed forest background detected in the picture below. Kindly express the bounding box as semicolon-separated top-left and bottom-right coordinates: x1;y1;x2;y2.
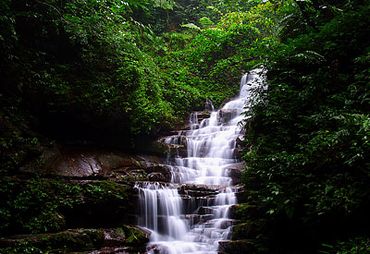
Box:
0;0;369;253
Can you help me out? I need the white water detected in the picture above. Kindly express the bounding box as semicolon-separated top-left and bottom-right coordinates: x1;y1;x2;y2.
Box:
135;69;265;254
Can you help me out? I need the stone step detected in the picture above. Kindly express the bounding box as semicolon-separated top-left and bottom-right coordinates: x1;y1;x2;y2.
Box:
204;219;236;229
183;213;215;225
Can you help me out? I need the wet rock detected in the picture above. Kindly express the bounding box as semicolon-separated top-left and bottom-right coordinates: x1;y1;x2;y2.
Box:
195;111;211;123
204;99;214;111
98;154;139;172
224;162;245;185
160;135;187;146
235;136;244;146
148;172;167;182
144;164;172;182
178;184;219;197
184;214;214;225
157;135;188;158
184;214;201;225
218;240;255;254
227;205;238;219
102;229;126;247
205;219;235;229
57;154;103;177
124;169;147;181
196;206;214;215
118;226;150;249
136;155;164;165
20;147;172;183
219;109;238;124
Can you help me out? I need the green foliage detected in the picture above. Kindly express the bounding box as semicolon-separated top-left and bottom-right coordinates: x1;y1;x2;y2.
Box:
2;0;275;149
1;1;369;252
0;177;130;236
241;1;370;252
0;177;72;234
199;17;214;28
0;228;105;254
320;237;370;254
0;243;43;254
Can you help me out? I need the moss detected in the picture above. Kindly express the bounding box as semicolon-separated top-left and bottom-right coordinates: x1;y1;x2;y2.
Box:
83;181;129;202
121;226;149;246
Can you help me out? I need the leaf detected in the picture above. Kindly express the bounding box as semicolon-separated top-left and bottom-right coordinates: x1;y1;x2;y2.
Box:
181;23;201;31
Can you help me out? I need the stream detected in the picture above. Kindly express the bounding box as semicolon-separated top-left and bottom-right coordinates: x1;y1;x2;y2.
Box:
135;69;265;254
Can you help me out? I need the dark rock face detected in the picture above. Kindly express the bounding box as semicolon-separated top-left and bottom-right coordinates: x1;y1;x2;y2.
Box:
21;147;176;183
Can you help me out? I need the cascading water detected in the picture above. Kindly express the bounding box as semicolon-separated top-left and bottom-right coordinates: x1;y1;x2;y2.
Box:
135;68;265;254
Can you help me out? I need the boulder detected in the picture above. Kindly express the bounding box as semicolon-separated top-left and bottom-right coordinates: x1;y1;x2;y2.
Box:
20;147;173;183
157;135;188;158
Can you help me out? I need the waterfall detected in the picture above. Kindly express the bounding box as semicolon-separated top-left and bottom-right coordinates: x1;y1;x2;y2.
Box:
135;68;265;254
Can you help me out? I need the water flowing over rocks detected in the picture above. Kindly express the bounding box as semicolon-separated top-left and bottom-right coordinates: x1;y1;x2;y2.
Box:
1;69;264;254
135;69;265;254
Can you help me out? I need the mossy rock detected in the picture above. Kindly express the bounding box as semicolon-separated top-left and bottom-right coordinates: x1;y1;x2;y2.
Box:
232;221;265;240
81;180;130;202
121;225;150;247
0;229;105;253
232;203;261;220
219;240;256;254
0;226;149;254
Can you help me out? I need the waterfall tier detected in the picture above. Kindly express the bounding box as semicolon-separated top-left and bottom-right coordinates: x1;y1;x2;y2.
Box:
136;68;265;254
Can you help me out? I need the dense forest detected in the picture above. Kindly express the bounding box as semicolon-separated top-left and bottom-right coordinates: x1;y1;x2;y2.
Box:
0;0;369;253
